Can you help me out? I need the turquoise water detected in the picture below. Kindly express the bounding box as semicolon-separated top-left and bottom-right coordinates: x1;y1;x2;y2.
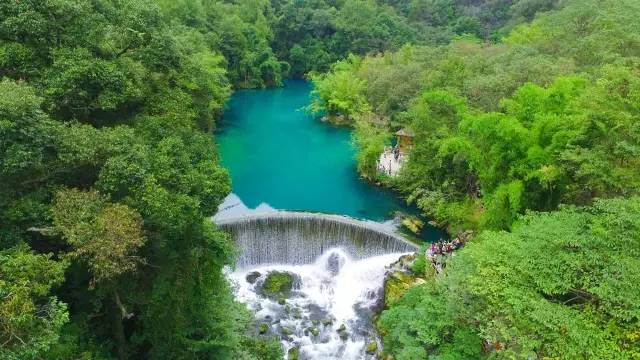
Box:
216;80;440;239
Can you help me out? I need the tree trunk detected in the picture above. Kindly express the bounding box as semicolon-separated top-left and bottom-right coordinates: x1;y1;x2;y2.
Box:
112;291;127;360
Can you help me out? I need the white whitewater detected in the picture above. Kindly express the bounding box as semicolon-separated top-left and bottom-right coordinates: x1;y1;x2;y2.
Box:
228;248;406;360
217;202;418;358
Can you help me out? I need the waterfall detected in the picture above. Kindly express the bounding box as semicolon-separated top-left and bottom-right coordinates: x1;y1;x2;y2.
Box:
216;212;418;268
228;248;408;359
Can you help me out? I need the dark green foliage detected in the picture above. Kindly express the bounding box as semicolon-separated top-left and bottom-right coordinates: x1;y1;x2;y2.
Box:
379;198;640;359
0;1;281;359
270;0;557;76
3;0;639;359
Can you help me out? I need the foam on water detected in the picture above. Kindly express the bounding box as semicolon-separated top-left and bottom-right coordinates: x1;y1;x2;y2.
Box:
228;248;406;359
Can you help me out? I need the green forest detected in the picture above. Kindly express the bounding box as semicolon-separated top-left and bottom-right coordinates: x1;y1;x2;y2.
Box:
1;0;638;359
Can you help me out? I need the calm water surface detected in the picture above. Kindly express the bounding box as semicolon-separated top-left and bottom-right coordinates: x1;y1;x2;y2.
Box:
216;80;440;239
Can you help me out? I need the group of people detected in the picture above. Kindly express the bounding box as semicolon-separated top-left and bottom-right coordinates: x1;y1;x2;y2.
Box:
393;146;401;161
376;146;406;177
427;238;463;258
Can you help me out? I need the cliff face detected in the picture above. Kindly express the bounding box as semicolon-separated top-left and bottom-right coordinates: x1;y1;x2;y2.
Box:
381;254;431;308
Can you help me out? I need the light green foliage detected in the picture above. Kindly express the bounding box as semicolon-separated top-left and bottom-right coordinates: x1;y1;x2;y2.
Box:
353;119;391;179
336;4;640;355
399;90;478;231
411;71;638;231
313;1;639;358
409;253;427;275
506;0;640;68
312;24;639;231
357;47;427;116
378;281;485;360
380;198;640;359
51;189;146;282
309;55;371;118
0;247;69;360
480;180;524;229
560;65;640;202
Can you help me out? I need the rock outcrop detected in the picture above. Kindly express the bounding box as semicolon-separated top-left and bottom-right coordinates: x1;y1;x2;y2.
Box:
378;230;475;320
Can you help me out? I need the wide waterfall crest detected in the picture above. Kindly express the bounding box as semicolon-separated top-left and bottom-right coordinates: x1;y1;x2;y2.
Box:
216;211;418;268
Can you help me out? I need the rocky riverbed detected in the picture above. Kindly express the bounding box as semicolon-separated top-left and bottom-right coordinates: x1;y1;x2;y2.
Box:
228;248;406;359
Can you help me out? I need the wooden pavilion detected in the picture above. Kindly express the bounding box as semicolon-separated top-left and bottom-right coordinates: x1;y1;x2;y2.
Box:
395;128;414;154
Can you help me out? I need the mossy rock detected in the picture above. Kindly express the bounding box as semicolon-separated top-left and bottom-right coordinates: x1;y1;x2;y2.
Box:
293;308;302;319
281;327;293;336
384;271;415;308
287;346;300;360
259;323;269;334
336;324;349;340
245;271;261;284
366;341;377;354
401;216;424;235
322;114;352;126
261;271;296;299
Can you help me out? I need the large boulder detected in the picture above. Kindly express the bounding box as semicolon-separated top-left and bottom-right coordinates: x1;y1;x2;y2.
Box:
287;346;300;360
366;341;378;354
326;251;344;275
260;271;299;299
246;271;261;284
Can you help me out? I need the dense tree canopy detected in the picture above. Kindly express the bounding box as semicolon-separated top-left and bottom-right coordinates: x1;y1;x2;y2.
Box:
311;0;640;233
0;247;68;360
308;1;640;358
2;0;638;358
378;198;640;359
0;1;281;358
271;0;560;76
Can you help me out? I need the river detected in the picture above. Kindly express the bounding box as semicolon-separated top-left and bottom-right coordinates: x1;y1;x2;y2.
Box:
216;80;435;359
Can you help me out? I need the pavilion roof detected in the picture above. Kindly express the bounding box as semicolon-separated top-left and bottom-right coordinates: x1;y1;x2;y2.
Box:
395;128;415;137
